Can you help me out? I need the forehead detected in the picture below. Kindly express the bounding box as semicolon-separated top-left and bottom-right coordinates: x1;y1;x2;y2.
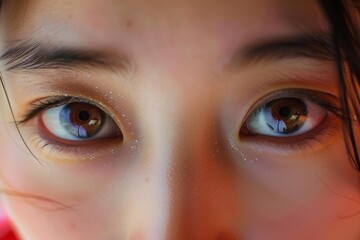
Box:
3;0;326;40
1;0;329;78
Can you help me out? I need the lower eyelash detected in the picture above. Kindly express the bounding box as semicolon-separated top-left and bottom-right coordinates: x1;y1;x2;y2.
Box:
239;113;342;155
20;124;122;163
289;120;342;153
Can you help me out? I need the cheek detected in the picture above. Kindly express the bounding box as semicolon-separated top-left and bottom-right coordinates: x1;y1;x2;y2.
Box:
0;149;128;239
0;123;129;238
240;143;360;239
249;191;360;239
0;114;359;240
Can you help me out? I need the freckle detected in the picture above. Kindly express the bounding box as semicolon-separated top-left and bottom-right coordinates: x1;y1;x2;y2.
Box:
145;177;149;182
125;19;134;28
69;223;76;230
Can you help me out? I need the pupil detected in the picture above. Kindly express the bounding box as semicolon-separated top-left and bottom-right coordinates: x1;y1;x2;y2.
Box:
278;106;291;118
263;98;308;135
79;111;90;122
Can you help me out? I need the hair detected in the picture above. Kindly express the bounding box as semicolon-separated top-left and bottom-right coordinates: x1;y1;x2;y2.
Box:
319;0;360;171
0;0;359;172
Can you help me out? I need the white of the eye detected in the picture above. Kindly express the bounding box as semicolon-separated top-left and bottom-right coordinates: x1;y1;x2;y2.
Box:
42;105;119;141
246;100;327;137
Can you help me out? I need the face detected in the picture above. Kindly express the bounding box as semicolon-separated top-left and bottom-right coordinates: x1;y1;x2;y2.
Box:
0;0;359;239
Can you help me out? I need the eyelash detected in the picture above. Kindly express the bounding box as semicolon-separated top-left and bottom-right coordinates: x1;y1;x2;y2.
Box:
19;96;95;125
17;89;342;161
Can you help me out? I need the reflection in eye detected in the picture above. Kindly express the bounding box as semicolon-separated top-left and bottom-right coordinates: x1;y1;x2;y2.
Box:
242;97;328;137
42;102;121;141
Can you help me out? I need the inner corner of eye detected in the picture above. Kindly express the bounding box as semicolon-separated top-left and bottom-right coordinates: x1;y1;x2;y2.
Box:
239;120;254;136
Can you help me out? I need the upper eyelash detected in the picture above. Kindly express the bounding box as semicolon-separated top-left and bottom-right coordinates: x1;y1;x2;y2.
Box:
254;89;342;118
19;89;343;131
18;96;96;125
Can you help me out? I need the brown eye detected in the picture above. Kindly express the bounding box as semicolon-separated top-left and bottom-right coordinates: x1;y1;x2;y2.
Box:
64;103;105;138
264;98;308;134
241;97;327;137
42;102;122;141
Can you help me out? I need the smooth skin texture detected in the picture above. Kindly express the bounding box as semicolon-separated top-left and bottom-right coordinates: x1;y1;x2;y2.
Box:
0;0;360;239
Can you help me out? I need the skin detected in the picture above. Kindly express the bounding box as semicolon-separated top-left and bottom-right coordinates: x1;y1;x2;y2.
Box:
0;0;360;239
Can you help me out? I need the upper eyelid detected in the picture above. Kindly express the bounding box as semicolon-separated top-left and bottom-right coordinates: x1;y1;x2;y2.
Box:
243;89;341;121
18;96;109;125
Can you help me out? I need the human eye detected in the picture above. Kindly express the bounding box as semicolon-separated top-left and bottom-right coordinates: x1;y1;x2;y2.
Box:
239;89;342;149
42;101;120;141
18;96;123;161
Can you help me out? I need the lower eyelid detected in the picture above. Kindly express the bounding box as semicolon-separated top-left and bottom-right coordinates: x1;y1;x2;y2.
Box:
27;135;123;163
17;117;123;163
238;113;342;155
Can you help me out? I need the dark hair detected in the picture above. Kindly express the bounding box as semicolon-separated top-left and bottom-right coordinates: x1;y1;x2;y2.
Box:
0;0;359;172
319;0;360;171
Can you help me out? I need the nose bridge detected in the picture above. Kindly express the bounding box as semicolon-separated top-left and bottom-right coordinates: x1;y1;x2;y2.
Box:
139;95;242;240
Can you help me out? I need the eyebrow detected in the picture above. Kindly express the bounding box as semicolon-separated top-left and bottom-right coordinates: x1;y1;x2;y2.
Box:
1;33;333;73
0;40;130;72
230;32;334;68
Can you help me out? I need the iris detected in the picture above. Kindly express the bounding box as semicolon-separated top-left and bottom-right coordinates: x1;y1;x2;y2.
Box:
264;98;308;134
59;103;105;138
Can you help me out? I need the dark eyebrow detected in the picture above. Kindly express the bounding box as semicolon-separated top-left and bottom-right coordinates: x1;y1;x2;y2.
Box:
0;40;130;72
1;34;333;72
230;32;334;68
